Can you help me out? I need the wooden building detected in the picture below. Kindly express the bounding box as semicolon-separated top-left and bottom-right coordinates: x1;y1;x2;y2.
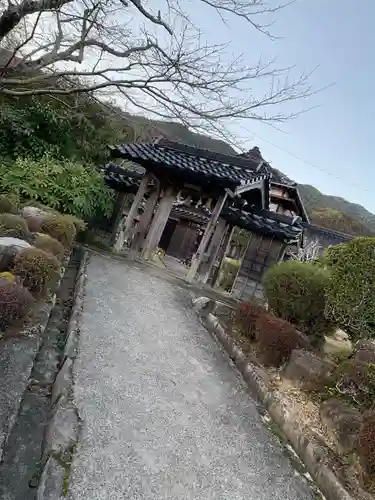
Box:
101;142;353;302
105;139;273;283
221;207;304;301
100;140;310;297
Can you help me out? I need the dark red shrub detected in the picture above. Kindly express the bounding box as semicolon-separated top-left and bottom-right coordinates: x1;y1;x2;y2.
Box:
256;313;310;367
0;278;35;331
357;410;375;476
235;301;266;340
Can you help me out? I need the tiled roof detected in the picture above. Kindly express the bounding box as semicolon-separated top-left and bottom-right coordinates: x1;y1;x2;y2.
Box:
221;207;304;243
109;140;269;191
303;223;353;243
99;163;145;193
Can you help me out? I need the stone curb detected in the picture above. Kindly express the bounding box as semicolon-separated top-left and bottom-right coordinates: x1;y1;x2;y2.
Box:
0;253;71;462
197;306;355;500
37;249;89;500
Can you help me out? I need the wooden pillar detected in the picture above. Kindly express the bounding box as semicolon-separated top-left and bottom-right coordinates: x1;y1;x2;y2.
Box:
212;225;234;288
197;217;227;284
186;193;228;283
113;173;151;252
111;192;130;245
260;180;268;209
130;180;161;258
141;185;176;261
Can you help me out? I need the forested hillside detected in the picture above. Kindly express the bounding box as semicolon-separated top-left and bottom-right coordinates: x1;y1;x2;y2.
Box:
0;91;373;236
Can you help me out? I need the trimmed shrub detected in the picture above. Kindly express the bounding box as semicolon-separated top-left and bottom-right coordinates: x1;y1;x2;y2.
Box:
334;360;375;410
0;278;35;331
63;214;87;235
0;213;30;240
263;260;333;344
235;301;266;340
33;233;65;262
325;237;375;341
0;193;19;213
256;313;310;367
13;247;60;295
357;410;375;476
41;215;76;247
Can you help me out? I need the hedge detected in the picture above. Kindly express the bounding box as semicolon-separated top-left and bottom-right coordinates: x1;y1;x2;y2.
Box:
325;237;375;341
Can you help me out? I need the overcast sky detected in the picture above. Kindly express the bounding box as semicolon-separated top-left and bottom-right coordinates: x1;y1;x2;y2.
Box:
179;0;374;212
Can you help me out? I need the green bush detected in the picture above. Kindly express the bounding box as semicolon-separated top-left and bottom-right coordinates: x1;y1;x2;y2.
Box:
0;155;114;219
263;260;333;344
256;312;310;367
13;247;60;295
0;213;30;239
33;233;65;262
0;193;19;213
41;215;76;247
357;410;375;476
0;277;35;331
325;237;375;341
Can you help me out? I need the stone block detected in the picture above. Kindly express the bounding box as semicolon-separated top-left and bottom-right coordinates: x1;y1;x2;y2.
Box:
44;396;79;457
0;336;38;460
37;456;65;500
64;328;79;359
283;349;336;390
51;358;73;405
320;398;362;454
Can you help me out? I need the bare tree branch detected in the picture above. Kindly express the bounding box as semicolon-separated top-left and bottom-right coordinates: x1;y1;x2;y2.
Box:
0;0;322;143
0;0;74;41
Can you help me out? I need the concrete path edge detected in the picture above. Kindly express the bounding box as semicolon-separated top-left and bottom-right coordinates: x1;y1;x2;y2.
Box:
196;306;355;500
37;249;89;500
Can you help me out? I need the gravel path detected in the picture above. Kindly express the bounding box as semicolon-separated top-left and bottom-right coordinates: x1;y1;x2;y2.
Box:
68;253;315;500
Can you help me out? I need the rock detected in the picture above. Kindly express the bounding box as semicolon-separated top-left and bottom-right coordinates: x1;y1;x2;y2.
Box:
283;349;337;390
21;206;48;218
320;398;362;454
354;340;375;365
20;206;48;232
192;297;217;316
333;328;350;342
0;237;31;250
0;237;31;271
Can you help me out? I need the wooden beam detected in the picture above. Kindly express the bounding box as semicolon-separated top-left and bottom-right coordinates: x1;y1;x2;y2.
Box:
130;180;161;258
141;185;176;260
186;192;228;283
113;173;151;252
197;217;227;284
